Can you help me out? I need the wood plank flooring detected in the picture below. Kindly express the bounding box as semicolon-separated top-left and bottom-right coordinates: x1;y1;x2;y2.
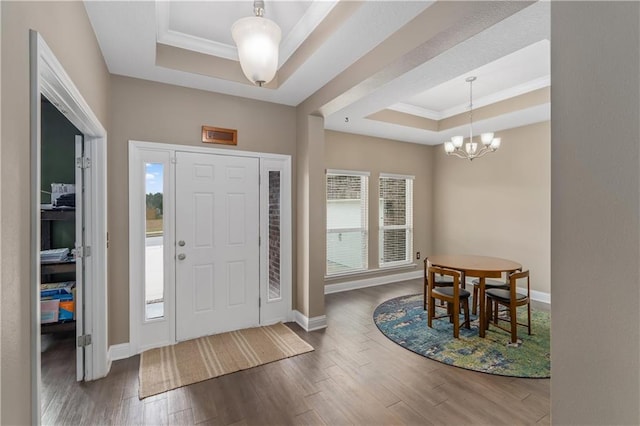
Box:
41;279;550;425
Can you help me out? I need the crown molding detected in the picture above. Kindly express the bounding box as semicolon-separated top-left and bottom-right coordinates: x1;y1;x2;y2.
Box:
387;103;443;120
155;0;338;67
440;75;551;118
389;75;550;121
279;1;338;65
156;1;238;60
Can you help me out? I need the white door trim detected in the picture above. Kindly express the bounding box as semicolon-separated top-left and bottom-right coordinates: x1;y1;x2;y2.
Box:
259;158;293;325
128;146;176;354
30;31;109;422
128;140;293;355
130;139;291;161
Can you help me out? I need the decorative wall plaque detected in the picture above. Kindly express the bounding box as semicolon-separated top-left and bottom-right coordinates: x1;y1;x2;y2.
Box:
201;126;237;146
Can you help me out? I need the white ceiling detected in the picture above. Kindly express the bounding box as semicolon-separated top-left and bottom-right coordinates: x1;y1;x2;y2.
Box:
84;0;550;146
392;40;550;120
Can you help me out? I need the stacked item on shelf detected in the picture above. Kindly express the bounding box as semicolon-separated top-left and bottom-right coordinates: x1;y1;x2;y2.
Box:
55;193;75;208
41;281;76;324
51;183;75;208
40;247;70;263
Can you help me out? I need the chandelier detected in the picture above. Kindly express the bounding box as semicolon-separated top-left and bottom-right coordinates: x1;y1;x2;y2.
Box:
231;0;281;87
443;76;501;160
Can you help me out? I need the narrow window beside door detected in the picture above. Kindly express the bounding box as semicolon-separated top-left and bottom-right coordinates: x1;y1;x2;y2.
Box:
268;171;281;300
145;163;164;320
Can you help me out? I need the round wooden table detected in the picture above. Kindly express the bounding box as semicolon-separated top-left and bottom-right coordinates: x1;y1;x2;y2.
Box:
427;255;522;337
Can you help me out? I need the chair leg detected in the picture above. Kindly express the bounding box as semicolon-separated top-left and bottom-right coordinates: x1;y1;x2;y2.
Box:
493;301;499;324
486;298;492;331
472;285;478;315
423;280;427;311
510;304;518;344
462;298;470;329
427;294;435;328
447;303;453;323
452;298;460;338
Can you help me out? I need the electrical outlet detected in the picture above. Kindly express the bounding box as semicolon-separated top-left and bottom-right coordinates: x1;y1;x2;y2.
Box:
416;251;421;260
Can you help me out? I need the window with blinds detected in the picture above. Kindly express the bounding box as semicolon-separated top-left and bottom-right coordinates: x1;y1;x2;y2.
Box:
379;174;413;266
326;170;369;276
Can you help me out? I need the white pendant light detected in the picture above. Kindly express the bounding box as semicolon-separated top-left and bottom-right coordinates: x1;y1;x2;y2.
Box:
231;0;281;87
443;76;501;161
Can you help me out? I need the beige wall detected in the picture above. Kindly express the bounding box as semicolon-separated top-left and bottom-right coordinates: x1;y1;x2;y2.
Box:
295;114;326;318
433;122;551;295
325;131;434;282
1;2;110;424
551;2;640;424
109;76;297;344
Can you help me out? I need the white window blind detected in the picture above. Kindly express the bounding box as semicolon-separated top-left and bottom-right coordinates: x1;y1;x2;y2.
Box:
326;170;369;276
379;174;413;267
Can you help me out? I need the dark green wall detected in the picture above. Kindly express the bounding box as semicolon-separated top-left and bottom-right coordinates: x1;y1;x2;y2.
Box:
41;98;80;250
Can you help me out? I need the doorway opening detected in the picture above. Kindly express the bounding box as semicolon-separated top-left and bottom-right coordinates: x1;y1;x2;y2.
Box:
30;31;109;422
39;95;85;417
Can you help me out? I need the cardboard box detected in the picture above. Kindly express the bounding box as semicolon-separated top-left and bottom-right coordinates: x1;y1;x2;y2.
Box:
41;299;60;324
59;300;74;321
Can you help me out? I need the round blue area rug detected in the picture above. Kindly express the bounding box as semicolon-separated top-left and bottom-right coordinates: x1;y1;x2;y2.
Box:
373;294;550;378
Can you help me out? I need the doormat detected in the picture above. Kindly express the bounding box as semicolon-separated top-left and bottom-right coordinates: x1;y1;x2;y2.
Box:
138;322;314;398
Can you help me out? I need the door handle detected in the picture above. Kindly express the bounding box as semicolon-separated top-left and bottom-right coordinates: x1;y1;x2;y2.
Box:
177;253;186;260
178;240;186;247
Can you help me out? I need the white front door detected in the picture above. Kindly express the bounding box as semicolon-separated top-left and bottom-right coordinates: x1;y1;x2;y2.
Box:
175;152;260;341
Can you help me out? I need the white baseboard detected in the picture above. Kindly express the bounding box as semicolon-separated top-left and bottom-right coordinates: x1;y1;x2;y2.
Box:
293;310;327;331
108;343;131;362
522;288;551;305
325;270;422;295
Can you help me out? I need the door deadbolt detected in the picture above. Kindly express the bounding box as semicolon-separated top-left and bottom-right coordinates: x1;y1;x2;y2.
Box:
178;240;186;247
177;253;186;260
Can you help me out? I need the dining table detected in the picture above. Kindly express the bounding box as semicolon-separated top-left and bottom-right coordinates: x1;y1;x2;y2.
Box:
427;254;522;337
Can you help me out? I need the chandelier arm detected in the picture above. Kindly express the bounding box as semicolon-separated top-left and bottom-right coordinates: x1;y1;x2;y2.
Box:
473;147;493;159
447;150;470;160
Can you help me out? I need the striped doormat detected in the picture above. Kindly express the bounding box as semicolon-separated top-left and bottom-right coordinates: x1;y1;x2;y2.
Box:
138;323;314;398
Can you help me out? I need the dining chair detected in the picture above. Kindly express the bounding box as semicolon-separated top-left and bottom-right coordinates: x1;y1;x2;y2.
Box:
485;270;531;344
423;257;454;310
470;277;509;315
427;266;470;338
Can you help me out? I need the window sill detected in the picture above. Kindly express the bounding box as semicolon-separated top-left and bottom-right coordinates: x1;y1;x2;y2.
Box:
325;263;418;281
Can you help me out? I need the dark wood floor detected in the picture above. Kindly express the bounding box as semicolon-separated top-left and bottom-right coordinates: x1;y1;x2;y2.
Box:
41;279;550;425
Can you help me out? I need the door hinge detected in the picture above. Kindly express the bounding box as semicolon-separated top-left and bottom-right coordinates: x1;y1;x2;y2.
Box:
77;334;92;347
259;236;261;246
259;297;262;308
76;246;92;258
76;156;91;169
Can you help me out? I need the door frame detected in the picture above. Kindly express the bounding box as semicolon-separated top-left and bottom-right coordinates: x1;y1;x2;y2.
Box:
128;140;292;355
30;31;109;421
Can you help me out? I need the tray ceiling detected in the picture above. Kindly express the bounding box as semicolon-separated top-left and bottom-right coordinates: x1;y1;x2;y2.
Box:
84;0;550;145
